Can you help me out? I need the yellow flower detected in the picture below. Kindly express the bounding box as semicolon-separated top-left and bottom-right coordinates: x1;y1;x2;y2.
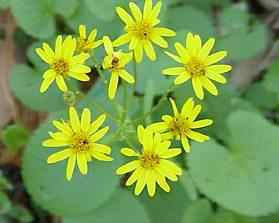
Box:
76;24;103;53
116;125;182;197
162;33;232;100
43;106;113;181
36;35;91;93
114;0;176;63
147;98;213;152
102;36;135;100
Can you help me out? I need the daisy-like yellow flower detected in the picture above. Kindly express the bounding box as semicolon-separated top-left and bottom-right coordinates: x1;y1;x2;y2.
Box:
116;125;182;197
36;35;91;93
114;0;176;63
102;36;135;100
76;24;103;53
162;33;232;99
147;98;213;152
43;106;113;181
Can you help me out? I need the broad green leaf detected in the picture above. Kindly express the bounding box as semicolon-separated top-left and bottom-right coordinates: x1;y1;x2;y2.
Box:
63;188;149;223
140;174;191;223
27;41;48;71
165;6;214;39
188;111;279;216
183;0;231;11
182;199;214;223
136;52;173;95
22;110;124;217
212;209;259;223
67;1;121;39
2;124;29;152
259;212;279;223
11;0;55;39
7;205;33;223
263;61;279;97
9;64;66;112
53;0;79;18
0;0;10;9
0;191;11;215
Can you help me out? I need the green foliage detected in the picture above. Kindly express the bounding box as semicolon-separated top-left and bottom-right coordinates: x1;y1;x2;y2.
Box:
0;0;10;9
53;0;79;18
263;61;279;97
7;205;34;223
9;64;67;112
0;191;11;215
188;111;279;216
2;124;29;152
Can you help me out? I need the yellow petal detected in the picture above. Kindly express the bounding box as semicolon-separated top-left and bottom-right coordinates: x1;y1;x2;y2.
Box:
116;7;134;25
192;77;204;100
120;148;139;157
181;136;190;152
108;72;119;99
56;75;68;92
88;29;97;41
146;122;168;132
66;154;76;181
190;104;202;121
160;159;182;176
199;38;215;59
205;51;227;66
146;170;156;197
150;1;162;22
206;72;227;84
174;72;191;85
72;53;90;64
162;67;185;76
116;160;140;175
134;45;143;63
143;0;152;19
181;97;194;117
134;169;147;196
77;152;88;175
43;139;68;147
90;150;113;161
150;35;168;48
156;172;170;192
94;143;111;154
206;65;232;74
137;125;145;144
69;106;80;132
118;70;135;84
165;51;182;64
144;41;156;61
186;32;195;49
81;108;91;132
89;127;109;142
200;76;218;96
55;35;63;58
42;43;55;61
174;42;188;59
36;48;53;64
191;119;213;129
103;36;114;54
68;73;90;81
126;166;143;186
70;64;91;74
113;33;131;47
156;165;177;181
129;2;142;22
169;98;179;116
89;114;106;134
47;149;72;164
40;75;55;93
63;36;76;60
187;130;209;142
160;148;182;159
79;24;86;39
153;27;176;37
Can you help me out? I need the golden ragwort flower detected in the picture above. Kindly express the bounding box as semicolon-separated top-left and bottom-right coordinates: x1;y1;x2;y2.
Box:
102;36;135;100
114;0;176;63
147;98;213;152
43;106;113;181
76;24;103;53
163;33;232;100
36;35;91;93
116;125;182;197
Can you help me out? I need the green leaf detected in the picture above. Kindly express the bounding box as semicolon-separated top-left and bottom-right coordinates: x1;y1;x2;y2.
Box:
188;111;279;216
136;53;173;95
7;205;33;223
67;1;121;39
183;0;231;11
2;124;29;152
140;174;192;223
22;110;124;217
9;64;66;112
182;199;214;223
0;0;10;9
143;80;155;124
11;0;55;39
165;6;214;39
0;172;12;190
212;209;259;223
263;61;279;97
0;191;11;215
27;41;48;71
63;188;149;223
53;0;79;18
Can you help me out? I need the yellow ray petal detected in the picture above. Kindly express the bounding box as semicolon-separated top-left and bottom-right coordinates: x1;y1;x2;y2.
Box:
153;27;176;37
77;152;88;175
134;45;143;63
199;38;215;59
47;149;72;164
40;75;55;93
160;159;182;176
134;169;147;196
146;122;168;132
66;154;76;181
91;150;113;161
108;72;119;99
68;73;90;81
129;2;142;22
146;170;156;197
94;143;111;154
120;147;140;157
36;48;53;64
191;119;213;129
113;33;131;47
169;98;179;116
143;0;152;19
150;34;168;48
126;166;143;186
116;7;134;25
181;97;194;117
116;160;140;175
192;77;204;100
79;25;86;39
205;51;227;66
55;35;63;58
119;70;135;84
181;136;190;152
156;172;170;192
144;41;156;61
70;64;91;74
103;36;114;55
162;67;185;76
174;72;191;85
88;29;97;42
201;76;218;96
89;127;109;142
42;139;68;147
89;114;106;134
206;65;232;74
56;75;68;92
160;148;182;159
206;72;227;84
137;125;145;144
69;106;80;132
187;130;209;142
81;108;91;132
164;51;182;64
63;36;76;60
190;104;202;122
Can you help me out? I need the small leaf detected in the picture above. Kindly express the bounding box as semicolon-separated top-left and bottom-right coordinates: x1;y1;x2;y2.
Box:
7;205;33;223
0;191;11;215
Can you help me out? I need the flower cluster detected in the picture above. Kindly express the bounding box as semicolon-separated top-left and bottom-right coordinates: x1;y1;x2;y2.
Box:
37;0;231;197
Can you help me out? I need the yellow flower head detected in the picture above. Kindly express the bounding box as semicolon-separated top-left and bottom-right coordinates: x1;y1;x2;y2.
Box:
76;24;103;53
163;33;232;100
43;106;113;181
114;0;176;63
116;125;182;197
147;98;213;152
102;36;135;100
36;35;91;93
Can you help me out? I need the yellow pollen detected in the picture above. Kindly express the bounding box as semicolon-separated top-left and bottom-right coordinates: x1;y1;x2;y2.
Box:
130;22;152;40
170;116;190;136
140;152;160;168
52;59;69;76
111;56;120;69
186;59;205;76
72;134;90;152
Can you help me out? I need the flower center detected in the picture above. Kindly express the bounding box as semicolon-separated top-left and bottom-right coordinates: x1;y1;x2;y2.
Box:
111;56;120;69
72;134;90;152
52;59;69;76
129;22;152;40
169;116;190;136
77;38;89;53
186;59;205;77
140;152;160;168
